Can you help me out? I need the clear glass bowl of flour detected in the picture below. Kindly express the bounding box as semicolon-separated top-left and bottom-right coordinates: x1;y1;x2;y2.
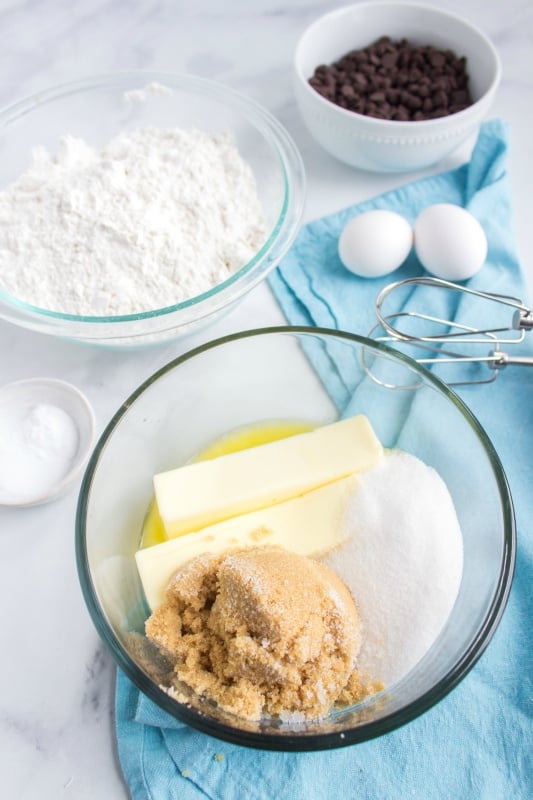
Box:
76;328;515;750
0;73;305;346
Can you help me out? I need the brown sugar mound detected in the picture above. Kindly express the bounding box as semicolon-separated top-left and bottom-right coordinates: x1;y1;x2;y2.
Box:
145;546;378;721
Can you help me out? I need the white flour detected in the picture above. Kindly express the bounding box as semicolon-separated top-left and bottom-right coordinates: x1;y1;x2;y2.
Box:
322;450;463;686
122;82;174;104
0;127;266;315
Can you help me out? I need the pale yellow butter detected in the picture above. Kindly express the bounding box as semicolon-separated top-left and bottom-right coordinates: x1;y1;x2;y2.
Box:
136;474;359;611
153;414;383;538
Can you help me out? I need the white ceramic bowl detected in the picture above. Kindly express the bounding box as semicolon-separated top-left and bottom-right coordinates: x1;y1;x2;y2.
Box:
294;2;501;172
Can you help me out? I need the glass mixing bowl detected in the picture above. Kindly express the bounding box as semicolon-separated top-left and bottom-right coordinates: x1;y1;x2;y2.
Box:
0;73;305;346
76;327;514;750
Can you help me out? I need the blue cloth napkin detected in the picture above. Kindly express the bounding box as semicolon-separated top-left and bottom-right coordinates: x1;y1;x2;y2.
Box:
115;120;532;800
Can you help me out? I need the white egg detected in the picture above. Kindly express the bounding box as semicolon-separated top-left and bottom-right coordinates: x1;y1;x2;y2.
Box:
338;210;413;278
414;203;488;281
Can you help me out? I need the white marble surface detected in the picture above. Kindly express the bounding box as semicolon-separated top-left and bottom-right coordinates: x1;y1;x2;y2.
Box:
0;1;531;797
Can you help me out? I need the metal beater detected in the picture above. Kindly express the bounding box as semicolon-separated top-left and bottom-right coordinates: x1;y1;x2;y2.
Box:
368;276;533;386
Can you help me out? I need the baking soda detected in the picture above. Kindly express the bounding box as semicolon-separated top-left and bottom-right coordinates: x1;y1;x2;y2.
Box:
322;450;463;685
0;403;78;502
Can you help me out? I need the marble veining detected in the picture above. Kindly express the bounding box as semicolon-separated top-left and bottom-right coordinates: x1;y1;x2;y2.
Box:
81;643;113;720
0;1;531;798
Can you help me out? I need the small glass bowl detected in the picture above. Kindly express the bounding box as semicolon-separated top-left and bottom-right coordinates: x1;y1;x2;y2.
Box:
0;73;305;346
0;378;95;506
76;327;515;750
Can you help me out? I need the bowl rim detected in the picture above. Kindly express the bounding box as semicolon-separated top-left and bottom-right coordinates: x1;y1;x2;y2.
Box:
75;325;516;751
294;1;502;134
0;71;306;329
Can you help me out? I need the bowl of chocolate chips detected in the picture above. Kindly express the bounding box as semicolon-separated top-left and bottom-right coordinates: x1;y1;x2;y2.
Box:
294;2;501;172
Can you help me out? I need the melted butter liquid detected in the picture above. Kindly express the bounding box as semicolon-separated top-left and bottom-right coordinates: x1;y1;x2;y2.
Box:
139;419;316;549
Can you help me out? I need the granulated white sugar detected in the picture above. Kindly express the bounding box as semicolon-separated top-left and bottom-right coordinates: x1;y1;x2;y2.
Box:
322;450;463;685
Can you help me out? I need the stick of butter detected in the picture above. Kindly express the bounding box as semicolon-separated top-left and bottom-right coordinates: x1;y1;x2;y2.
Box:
136;474;359;610
154;414;383;538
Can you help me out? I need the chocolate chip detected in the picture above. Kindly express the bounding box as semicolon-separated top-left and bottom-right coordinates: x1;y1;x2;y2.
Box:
432;89;449;108
396;71;409;86
405;93;423;111
451;89;469;105
307;36;473;122
353;72;368;88
433;76;450;91
386;88;400;104
429;51;446;68
393;107;410;121
341;83;357;99
382;51;398;69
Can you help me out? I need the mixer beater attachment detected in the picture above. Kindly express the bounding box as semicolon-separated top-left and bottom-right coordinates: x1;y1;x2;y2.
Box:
369;276;533;386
